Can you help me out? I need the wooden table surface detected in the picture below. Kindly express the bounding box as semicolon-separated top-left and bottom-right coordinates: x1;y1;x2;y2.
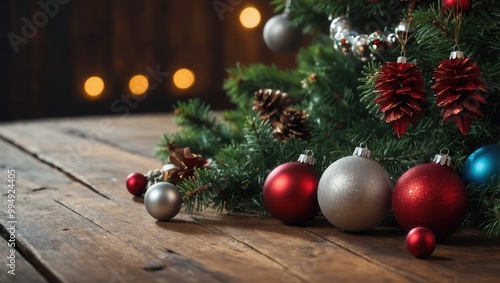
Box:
1;114;499;283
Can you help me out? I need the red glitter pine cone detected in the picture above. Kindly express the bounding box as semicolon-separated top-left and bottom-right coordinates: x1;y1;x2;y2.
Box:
374;61;427;137
432;55;488;135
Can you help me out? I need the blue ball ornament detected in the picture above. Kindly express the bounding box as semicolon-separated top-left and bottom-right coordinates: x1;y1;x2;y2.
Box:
462;144;500;187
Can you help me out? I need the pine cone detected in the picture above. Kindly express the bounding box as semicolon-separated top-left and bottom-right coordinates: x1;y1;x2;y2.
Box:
432;57;487;135
273;109;311;142
252;89;291;121
162;145;211;184
374;61;427;137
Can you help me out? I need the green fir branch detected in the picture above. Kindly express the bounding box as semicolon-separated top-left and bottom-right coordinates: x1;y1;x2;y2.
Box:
155;98;240;159
158;0;500;236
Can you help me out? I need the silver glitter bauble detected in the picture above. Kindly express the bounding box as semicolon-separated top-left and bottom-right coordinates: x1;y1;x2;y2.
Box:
263;13;302;53
367;31;387;54
144;182;182;221
351;34;374;61
329;16;352;39
386;33;399;49
333;29;358;55
317;147;393;231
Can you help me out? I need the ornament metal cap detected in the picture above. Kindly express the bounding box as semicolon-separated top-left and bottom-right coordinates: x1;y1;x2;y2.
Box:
397;56;407;63
353;143;372;159
297;150;315;165
433;148;452;167
450;51;465;59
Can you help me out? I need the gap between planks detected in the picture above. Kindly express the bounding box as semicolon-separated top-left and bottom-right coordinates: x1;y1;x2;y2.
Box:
0;134;110;200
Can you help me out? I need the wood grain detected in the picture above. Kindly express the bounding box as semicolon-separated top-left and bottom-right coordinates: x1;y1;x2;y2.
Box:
0;140;220;283
303;219;500;283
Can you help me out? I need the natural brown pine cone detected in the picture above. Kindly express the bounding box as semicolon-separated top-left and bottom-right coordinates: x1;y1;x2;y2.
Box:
272;108;311;142
252;89;291;121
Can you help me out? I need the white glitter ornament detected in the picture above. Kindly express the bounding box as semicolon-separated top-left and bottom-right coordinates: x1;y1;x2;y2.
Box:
317;144;393;231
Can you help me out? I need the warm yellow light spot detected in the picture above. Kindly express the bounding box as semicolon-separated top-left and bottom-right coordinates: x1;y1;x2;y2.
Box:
240;7;261;29
173;68;195;89
129;75;149;95
84;76;104;97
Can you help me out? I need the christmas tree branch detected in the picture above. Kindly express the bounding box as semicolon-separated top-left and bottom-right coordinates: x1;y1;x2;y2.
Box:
155;98;239;159
157;0;500;236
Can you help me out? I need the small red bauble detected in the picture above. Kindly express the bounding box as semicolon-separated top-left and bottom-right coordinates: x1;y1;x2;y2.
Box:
406;227;437;258
263;152;320;225
126;172;148;196
392;160;468;239
442;0;472;13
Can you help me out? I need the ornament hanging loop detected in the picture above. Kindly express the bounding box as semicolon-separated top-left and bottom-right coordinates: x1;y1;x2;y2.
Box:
353;143;372;159
284;0;291;14
433;148;452;167
298;150;315;165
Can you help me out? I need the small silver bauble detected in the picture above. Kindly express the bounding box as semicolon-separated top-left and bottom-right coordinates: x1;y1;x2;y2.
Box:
333;29;358;55
263;13;302;53
329;16;352;39
317;145;393;232
367;31;387;54
352;34;374;61
144;182;182;221
386;33;399;49
395;20;411;40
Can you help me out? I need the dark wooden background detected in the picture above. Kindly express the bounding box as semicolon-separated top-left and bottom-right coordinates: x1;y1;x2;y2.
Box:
0;0;299;121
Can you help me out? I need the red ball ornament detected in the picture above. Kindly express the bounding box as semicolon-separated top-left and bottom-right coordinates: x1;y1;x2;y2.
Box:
263;151;320;225
126;172;148;196
392;150;468;239
442;0;472;14
406;227;437;258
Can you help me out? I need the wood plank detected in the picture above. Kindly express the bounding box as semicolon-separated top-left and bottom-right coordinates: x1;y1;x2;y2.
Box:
52;194;304;283
0;138;303;282
303;219;500;283
190;213;417;282
0;122;163;199
0;141;225;283
0;114;178;158
53;114;177;156
0;237;48;283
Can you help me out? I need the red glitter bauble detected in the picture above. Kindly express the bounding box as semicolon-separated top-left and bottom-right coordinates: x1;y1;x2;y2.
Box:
442;0;472;14
126;172;148;196
392;163;468;239
406;227;437;258
263;162;320;225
